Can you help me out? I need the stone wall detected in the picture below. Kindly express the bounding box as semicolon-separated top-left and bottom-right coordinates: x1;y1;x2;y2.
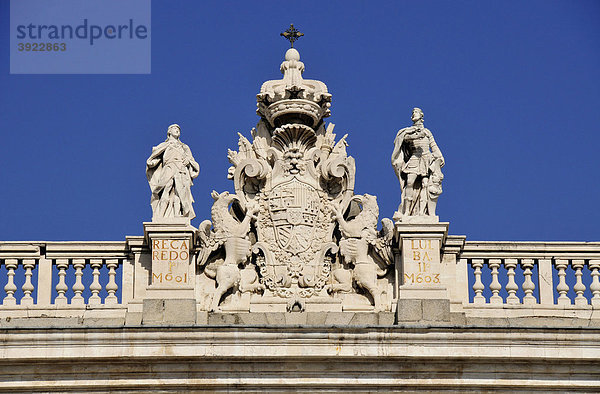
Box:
0;326;598;391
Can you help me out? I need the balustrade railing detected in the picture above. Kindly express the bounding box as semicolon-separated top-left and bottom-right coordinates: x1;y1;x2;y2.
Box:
2;240;600;318
52;257;122;306
460;241;600;309
0;242;130;308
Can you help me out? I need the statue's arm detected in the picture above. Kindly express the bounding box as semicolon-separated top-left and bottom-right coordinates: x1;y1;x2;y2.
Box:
183;144;200;178
427;129;445;166
391;128;407;165
147;142;168;168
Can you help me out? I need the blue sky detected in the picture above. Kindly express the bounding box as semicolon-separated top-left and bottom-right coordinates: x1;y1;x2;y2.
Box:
0;0;599;242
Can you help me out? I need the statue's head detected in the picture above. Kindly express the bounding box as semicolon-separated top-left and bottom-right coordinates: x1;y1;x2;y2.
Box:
411;108;424;123
167;124;181;139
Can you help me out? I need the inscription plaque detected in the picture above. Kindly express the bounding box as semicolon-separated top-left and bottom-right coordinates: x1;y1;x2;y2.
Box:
151;238;191;287
402;238;441;286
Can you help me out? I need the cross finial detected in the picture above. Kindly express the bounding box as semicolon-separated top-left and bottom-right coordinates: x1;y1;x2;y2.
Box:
280;24;304;48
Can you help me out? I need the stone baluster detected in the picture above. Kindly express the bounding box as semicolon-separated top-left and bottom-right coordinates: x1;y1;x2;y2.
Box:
504;259;519;304
3;259;18;306
71;258;86;306
55;258;69;306
590;260;600;307
21;259;36;306
488;259;502;304
89;259;103;306
555;259;570;306
572;260;587;306
521;259;536;305
105;259;119;305
472;259;485;304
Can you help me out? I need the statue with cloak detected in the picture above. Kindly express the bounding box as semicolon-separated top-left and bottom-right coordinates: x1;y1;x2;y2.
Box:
146;124;200;220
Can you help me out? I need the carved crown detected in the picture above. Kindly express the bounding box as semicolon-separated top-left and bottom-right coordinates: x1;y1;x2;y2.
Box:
257;48;332;128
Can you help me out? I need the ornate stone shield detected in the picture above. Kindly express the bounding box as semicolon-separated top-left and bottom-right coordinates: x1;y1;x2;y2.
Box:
268;177;319;254
252;173;336;298
197;46;393;312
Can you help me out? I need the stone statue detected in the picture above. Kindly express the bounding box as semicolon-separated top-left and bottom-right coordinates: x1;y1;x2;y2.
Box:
391;108;444;220
146;124;200;221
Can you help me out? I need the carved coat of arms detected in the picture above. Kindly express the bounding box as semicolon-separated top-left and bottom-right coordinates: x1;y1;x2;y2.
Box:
268;177;319;254
250;124;341;300
197;46;394;312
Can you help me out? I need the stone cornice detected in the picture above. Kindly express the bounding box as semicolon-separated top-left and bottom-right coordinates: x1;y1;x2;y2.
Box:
1;326;599;360
0;326;599;391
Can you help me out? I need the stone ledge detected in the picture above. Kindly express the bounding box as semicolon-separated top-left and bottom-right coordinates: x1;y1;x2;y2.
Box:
1;357;598;392
0;326;599;391
4;309;600;329
204;312;395;326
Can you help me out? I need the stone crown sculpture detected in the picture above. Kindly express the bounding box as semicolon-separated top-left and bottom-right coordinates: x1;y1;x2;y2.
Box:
257;48;332;128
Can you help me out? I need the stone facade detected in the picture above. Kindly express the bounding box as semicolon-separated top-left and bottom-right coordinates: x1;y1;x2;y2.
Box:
1;327;599;392
1;37;599;391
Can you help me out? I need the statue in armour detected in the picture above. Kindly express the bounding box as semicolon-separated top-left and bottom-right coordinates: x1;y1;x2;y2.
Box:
391;108;444;220
146;124;200;220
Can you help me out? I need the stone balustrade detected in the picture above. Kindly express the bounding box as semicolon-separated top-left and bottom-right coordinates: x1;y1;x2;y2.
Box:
441;240;600;326
0;242;130;324
457;241;600;305
1;238;600;326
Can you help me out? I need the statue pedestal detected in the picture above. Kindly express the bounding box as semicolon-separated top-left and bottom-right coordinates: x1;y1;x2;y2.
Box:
394;221;450;323
140;220;197;325
143;219;197;299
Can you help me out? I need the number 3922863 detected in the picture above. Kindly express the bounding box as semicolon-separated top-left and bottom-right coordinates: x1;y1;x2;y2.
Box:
18;43;66;51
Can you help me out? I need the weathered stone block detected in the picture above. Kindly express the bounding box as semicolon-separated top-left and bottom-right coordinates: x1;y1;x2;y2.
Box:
466;316;509;327
449;312;467;326
164;299;196;324
265;312;286;326
125;311;143;326
422;299;450;322
196;311;208;325
306;312;327;326
285;312;308;325
81;317;125;327
324;312;354;326
238;313;267;325
142;299;165;324
349;313;379;326
378;312;396;325
142;299;196;325
208;312;242;325
397;299;422;322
